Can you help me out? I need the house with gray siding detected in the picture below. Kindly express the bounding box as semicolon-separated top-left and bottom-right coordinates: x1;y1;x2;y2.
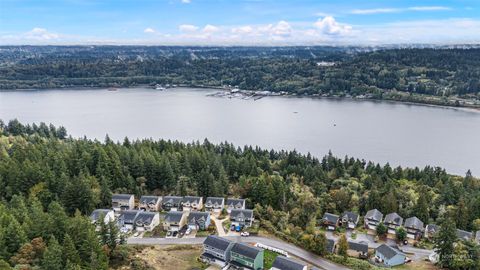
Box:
364;209;383;230
375;244;406;267
201;235;234;267
226;198;246;213
187;211;211;230
204;197;225;213
384;213;403;235
230;209;254;227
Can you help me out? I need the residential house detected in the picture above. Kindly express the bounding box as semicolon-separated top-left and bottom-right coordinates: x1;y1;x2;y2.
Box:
404;216;424;240
424;224;439;239
364;209;383;230
456;229;473;241
112;194;135;211
341;211;359;229
375;244;406;267
138;196;162;212
271;255;307;270
201;235;234;267
384;213;403;235
226;198;246;213
134;211;160;232
163;211;187;231
326;239;336;254
162;196;183;211
90;209;115;225
204;197;225;213
230;242;264;270
117;210;141;231
322;213;339;231
181;196;203;211
187;211;211;231
230;209;254;228
347;241;369;259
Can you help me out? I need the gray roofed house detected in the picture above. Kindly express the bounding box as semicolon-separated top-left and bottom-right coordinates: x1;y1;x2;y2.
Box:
134;211;160;231
163;211;187;231
425;224;439;239
90;209;115;229
139;195;162;211
162;196;183;211
117;210;141;230
271;255;307;270
204;197;225;212
364;209;383;230
404;216;424;240
226;198;246;213
375;244;406;267
322;213;339;230
341;211;359;229
230;242;264;270
230;209;254;227
182;196;203;211
347;241;369;258
326;239;335;253
201;235;234;267
384;213;403;234
187;211;211;230
112;194;135;211
456;229;473;241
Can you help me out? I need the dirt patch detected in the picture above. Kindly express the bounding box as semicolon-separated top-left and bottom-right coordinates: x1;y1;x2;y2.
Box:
132;245;206;270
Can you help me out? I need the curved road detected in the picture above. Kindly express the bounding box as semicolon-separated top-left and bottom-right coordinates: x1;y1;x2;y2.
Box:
128;235;350;270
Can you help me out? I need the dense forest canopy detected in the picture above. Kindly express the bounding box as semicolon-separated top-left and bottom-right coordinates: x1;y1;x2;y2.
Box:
0;119;479;269
1;46;480;104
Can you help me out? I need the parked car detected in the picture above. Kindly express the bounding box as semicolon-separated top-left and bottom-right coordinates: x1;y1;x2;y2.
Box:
186;228;192;235
235;225;242;232
231;225;236;231
133;232;140;237
241;232;250;237
172;231;178;238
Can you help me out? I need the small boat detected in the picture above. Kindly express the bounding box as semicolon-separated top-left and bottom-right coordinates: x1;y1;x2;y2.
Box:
108;87;118;91
154;84;166;90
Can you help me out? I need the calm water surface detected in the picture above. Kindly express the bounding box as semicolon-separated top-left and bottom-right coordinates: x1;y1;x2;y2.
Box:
1;87;479;176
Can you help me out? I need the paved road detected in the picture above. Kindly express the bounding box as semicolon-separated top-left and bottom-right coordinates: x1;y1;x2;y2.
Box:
128;236;350;270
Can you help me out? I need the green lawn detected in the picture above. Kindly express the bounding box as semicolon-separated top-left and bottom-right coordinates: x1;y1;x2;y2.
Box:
264;250;279;269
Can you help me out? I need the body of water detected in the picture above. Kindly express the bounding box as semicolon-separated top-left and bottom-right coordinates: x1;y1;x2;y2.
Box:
1;87;479;176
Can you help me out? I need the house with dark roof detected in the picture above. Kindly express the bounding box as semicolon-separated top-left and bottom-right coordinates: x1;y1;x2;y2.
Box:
201;235;235;267
163;211;186;231
347;241;369;259
187;211;211;230
181;196;203;211
375;244;406;267
134;211;160;232
138;195;162;212
404;216;424;241
226;198;246;213
230;242;264;270
384;213;403;235
326;239;336;253
364;209;383;230
162;196;183;211
341;211;359;229
424;224;439;239
322;213;339;231
117;210;141;230
90;209;115;230
456;229;473;241
112;194;135;211
230;209;254;228
205;197;225;213
271;255;307;270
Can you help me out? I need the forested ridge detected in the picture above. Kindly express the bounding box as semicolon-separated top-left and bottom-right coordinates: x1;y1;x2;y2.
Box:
0;119;479;269
1;46;480;107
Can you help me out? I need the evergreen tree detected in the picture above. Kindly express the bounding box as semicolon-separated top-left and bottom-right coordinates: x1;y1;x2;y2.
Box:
434;217;457;268
337;234;348;260
42;237;63;270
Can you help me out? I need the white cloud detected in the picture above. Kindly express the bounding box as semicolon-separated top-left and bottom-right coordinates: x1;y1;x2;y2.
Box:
350;6;451;15
314;16;352;35
179;24;199;32
24;28;59;40
408;6;451;11
202;24;219;34
181;0;191;3
232;25;253;34
269;20;292;36
143;28;155;33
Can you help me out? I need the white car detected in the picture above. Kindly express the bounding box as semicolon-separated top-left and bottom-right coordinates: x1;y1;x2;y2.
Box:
186;228;192;235
240;232;250;237
133;232;140;237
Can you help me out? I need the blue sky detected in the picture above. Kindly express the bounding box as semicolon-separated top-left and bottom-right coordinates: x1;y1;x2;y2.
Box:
1;0;479;45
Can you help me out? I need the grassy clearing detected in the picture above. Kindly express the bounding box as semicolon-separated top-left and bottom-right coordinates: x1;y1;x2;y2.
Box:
264;249;279;269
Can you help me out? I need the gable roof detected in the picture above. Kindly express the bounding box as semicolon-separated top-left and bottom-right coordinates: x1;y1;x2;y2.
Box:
323;213;339;223
376;244;405;260
426;224;439;234
365;209;383;222
404;216;424;230
90;209;112;221
182;196;202;204
231;243;262;259
162;196;183;205
271;256;306;270
118;210;141;223
384;213;403;226
342;211;359;222
348;241;368;253
230;209;253;220
139;195;161;205
226;198;245;207
164;211;184;223
188;212;210;224
134;212;157;226
326;239;335;253
203;235;232;251
112;194;134;200
205;197;225;206
456;229;473;240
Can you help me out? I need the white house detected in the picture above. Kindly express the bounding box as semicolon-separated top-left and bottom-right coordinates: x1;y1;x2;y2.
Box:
90;209;115;230
134;211;160;232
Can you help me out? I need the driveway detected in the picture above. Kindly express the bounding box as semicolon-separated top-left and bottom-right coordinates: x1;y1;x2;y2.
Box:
210;215;227;236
